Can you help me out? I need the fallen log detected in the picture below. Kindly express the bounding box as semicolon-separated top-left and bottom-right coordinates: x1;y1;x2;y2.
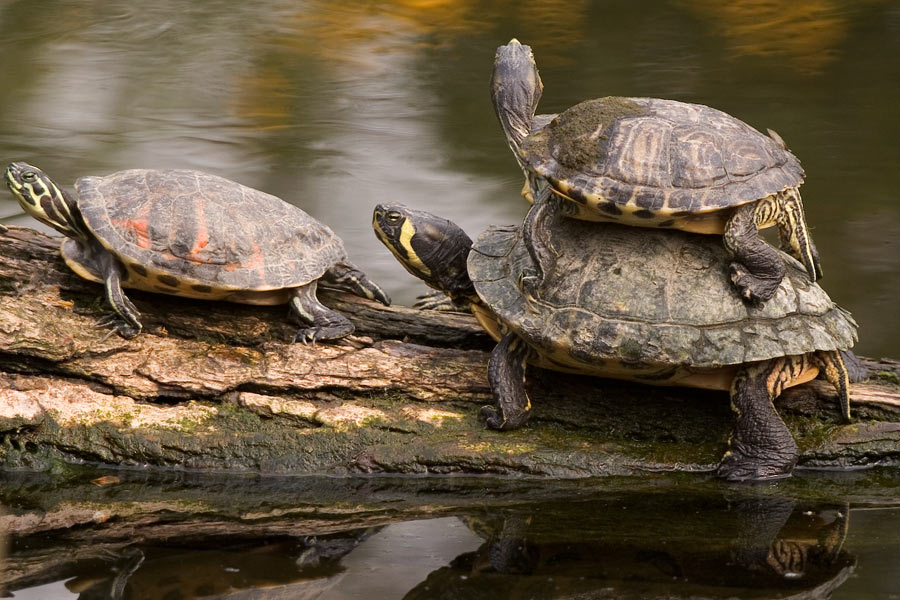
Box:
1;227;899;476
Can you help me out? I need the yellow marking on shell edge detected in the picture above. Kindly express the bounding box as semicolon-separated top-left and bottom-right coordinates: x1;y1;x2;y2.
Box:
399;219;431;277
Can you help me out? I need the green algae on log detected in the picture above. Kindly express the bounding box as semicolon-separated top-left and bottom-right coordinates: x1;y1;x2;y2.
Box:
1;227;899;476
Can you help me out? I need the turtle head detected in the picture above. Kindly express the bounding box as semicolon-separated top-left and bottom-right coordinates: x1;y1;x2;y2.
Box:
491;38;543;154
5;162;88;240
372;203;477;305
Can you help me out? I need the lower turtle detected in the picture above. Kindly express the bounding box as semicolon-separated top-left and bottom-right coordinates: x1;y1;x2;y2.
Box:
373;202;857;481
5;162;390;340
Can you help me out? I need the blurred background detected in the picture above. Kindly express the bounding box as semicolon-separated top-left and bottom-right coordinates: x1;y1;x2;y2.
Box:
0;0;897;357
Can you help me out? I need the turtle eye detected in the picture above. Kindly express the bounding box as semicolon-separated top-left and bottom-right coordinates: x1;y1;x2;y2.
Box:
386;211;402;223
22;171;37;182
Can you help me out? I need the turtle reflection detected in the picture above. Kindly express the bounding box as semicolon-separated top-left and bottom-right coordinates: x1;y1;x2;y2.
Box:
65;529;377;600
405;494;855;600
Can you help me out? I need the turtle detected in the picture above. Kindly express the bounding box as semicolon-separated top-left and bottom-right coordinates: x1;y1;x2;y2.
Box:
373;201;857;481
490;39;821;304
4;162;390;340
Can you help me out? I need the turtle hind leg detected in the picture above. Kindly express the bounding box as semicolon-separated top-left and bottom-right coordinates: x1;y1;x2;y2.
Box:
723;201;786;303
288;281;354;343
815;350;852;423
321;262;391;306
481;332;533;431
775;188;822;282
717;356;806;482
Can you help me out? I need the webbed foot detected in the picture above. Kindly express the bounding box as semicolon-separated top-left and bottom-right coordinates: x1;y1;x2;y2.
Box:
717;438;798;482
729;262;782;304
413;290;460;311
95;313;142;340
291;322;354;344
480;405;530;431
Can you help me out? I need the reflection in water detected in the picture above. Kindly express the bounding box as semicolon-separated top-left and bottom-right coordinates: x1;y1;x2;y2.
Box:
2;486;866;599
406;495;855;600
64;530;375;599
678;0;852;73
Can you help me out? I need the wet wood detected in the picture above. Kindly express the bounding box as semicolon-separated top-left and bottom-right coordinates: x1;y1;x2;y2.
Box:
1;227;899;476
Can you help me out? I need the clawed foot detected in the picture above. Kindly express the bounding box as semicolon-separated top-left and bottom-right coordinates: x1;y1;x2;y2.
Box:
517;267;542;304
291;324;353;344
480;406;508;430
717;439;798;482
480;405;531;431
95;313;141;340
729;262;782;304
413;290;459;311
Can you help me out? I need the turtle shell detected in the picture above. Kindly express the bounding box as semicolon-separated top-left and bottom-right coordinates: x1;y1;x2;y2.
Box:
468;216;856;373
520;97;804;219
74;169;346;294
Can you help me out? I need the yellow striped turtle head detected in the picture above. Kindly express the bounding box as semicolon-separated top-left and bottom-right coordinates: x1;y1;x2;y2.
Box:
372;203;477;305
5;162;89;240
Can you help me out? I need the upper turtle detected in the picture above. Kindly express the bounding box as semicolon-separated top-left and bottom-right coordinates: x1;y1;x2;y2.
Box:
519;96;805;219
490;39;821;304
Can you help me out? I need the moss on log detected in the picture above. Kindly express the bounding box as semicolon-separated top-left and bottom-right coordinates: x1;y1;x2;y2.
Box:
1;227;899;476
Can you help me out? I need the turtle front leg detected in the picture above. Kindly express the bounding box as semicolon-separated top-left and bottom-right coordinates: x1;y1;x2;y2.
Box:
718;356;808;482
98;257;143;339
481;332;533;431
519;184;559;301
321;261;391;306
288;280;354;343
723;202;786;303
775;188;822;282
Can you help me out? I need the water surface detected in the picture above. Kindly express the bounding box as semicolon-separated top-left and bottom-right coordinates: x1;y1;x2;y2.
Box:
2;470;900;598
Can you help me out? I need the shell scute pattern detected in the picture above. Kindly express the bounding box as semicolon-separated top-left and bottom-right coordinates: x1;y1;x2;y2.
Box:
469;217;856;370
75;170;346;291
523;97;805;215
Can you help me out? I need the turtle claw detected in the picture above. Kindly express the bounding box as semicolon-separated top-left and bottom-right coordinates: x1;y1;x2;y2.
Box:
480;405;506;430
95;314;141;340
291;324;352;345
291;328;318;345
729;262;781;304
413;290;458;311
716;441;798;482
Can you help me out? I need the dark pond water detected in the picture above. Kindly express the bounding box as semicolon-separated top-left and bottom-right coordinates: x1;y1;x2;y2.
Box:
0;0;898;357
2;470;900;599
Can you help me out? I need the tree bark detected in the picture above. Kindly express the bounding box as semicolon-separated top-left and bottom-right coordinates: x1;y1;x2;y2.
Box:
2;227;899;476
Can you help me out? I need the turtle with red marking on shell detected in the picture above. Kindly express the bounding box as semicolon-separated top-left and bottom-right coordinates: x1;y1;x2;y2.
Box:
4;162;389;340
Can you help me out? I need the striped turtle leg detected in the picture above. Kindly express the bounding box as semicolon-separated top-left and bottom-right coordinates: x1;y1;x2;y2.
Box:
321;261;391;306
723;202;787;303
519;184;558;301
96;253;143;339
775;188;822;282
717;356;809;482
814;350;852;423
413;290;459;311
288;280;354;343
481;332;533;431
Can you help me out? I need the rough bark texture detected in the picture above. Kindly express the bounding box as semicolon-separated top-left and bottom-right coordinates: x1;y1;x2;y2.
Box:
1;227;899;476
